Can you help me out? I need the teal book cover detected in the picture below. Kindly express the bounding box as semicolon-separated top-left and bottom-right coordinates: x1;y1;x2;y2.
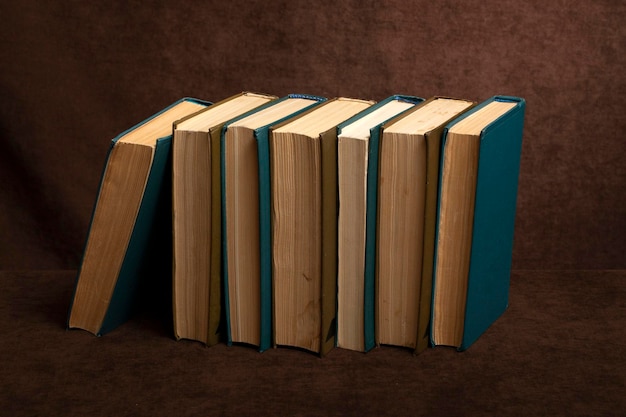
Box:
431;95;525;351
221;94;325;352
335;95;424;352
68;97;211;336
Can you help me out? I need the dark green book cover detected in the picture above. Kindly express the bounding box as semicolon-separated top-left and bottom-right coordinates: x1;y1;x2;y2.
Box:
431;95;525;351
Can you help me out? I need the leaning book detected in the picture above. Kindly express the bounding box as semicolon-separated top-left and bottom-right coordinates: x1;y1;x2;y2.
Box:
68;97;210;336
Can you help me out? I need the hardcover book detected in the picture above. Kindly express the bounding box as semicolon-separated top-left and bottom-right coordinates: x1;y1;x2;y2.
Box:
68;97;210;336
431;95;525;351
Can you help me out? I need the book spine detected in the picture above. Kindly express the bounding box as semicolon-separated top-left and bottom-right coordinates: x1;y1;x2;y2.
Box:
256;127;274;352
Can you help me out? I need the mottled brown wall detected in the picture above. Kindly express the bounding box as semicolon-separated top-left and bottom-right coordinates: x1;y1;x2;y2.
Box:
1;1;624;270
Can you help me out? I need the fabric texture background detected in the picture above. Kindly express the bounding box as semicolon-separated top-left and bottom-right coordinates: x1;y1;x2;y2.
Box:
1;1;624;270
0;1;624;415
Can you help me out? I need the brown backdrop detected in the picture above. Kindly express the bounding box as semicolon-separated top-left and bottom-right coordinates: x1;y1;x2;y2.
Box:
1;1;624;416
2;0;624;270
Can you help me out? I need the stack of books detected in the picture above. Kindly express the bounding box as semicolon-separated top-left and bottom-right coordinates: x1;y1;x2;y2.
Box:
67;91;525;356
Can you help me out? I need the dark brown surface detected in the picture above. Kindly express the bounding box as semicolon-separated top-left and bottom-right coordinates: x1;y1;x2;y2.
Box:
1;2;624;415
1;270;624;416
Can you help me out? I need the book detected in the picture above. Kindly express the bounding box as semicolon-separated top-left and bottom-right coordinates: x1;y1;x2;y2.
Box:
68;97;210;336
270;97;374;355
431;95;525;351
221;94;326;352
172;92;277;345
335;95;424;353
375;97;475;353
